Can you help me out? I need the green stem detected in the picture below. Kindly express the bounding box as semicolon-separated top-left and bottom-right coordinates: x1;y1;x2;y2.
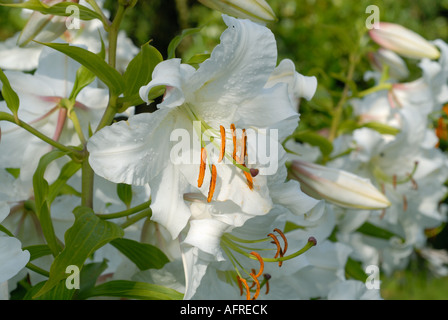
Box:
97;200;152;220
107;3;126;68
26;262;50;278
68;109;87;145
356;83;392;98
81;153;94;209
120;208;152;229
0;112;79;156
328;53;358;142
86;0;112;32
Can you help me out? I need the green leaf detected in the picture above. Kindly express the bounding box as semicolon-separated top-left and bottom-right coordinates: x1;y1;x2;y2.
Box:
123;42;163;98
69;65;96;101
116;183;133;209
184;53;210;68
0;68;20;121
0;0;101;21
77;260;109;298
111;238;169;271
47;160;82;204
293;130;334;157
345;257;368;282
357;221;403;241
78;280;183;300
33;150;68;212
34;206;124;298
33;150;68;256
24;280;75;300
36;42;125;94
167;27;202;59
23;244;52;262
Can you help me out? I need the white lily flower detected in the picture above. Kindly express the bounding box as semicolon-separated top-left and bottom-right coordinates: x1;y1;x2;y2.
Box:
369;22;440;60
0;187;30;299
289;159;391;210
0;46;109;183
198;0;276;23
88;15;317;239
266;59;318;110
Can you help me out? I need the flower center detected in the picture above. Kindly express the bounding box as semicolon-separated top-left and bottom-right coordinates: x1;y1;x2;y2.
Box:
220;230;317;300
182;104;259;202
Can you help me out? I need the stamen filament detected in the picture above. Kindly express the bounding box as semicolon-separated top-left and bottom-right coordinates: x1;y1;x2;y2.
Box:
207;164;217;202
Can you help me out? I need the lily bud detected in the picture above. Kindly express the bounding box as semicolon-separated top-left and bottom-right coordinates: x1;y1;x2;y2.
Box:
17;0;78;47
289;160;391;210
368;48;410;80
369;22;440;60
198;0;276;23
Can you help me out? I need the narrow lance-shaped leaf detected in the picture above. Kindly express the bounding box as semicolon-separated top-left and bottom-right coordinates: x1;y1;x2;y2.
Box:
36;42;125;94
0;0;101;21
78;280;184;300
123;42;163;98
111;238;170;271
167;27;202;59
34;206;124;298
33;150;68;256
0;68;20;122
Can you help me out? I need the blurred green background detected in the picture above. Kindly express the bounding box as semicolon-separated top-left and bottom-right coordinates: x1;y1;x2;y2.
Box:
1;0;448;299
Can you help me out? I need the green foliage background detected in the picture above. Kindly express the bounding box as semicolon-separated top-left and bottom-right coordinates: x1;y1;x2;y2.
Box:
1;0;448;299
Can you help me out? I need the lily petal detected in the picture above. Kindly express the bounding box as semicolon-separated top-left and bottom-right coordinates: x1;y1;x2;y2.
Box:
87;108;177;186
186;15;277;107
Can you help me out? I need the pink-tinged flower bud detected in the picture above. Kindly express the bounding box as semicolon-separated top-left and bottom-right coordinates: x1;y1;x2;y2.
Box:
289;160;391;210
198;0;276;23
17;0;78;47
369;22;440;60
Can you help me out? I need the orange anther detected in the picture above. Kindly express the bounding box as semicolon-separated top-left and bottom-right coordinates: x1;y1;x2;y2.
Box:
264;274;271;295
236;276;243;296
198;147;207;188
250;273;260;300
237;276;251;300
207;164;217;202
403;194;408;212
250;251;264;278
241;129;247;164
392;175;397;190
267;233;282;261
231;124;237;161
218;125;226;163
274;228;288;256
243;169;254;190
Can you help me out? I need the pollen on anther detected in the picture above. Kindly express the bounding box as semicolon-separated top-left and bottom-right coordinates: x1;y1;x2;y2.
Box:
274;228;288;256
231;124;237;161
268;233;283;266
250;251;264;278
198;147;207;188
250;272;260;300
218;125;226;163
237;276;251;300
207;164;217;202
